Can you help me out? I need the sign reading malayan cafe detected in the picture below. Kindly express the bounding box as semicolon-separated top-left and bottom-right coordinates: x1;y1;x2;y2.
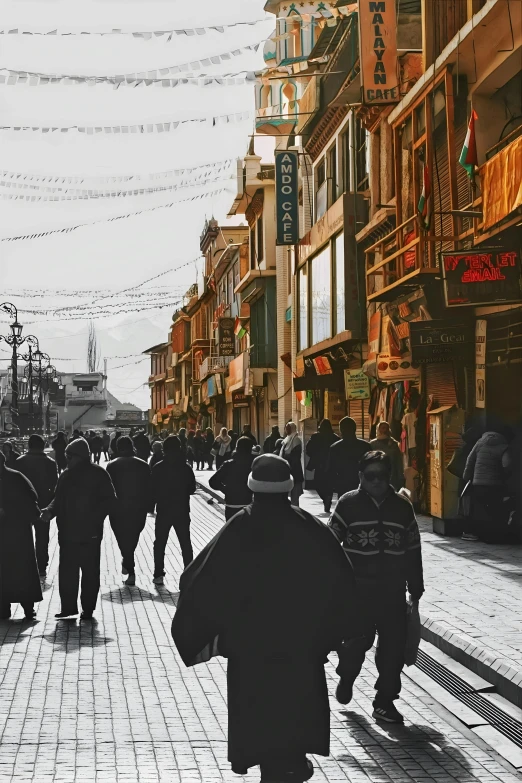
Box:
359;0;400;105
442;247;522;307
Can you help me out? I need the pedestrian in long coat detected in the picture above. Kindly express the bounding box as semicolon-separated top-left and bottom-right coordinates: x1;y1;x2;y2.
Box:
107;436;153;586
306;419;339;513
279;422;304;507
204;428;215;470
186;430;195;467
41;437;117;620
209;436;254;520
172;454;359;783
263;426;281;454
193;429;205;470
326;416;371;497
0;451;43;620
16;434;58;578
52;431;68;474
213;427;233;469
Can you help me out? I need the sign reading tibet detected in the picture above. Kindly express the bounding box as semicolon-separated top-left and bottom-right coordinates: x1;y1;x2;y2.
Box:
410;320;474;364
443;247;522;307
359;0;400;105
275;150;299;245
218;316;235;356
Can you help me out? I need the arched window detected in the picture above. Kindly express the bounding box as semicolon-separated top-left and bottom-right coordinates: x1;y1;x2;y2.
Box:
286;11;303;60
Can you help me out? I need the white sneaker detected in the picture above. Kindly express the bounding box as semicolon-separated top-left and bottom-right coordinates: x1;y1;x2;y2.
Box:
153;576;164;586
125;575;136;586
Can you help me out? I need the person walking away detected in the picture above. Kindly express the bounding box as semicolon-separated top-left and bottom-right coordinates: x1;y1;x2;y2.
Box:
41;437;117;621
151;435;196;584
101;430;111;462
133;430;151;463
212;427;232;469
90;432;103;465
330;451;424;724
369;422;405;491
241;424;257;446
177;428;188;461
15;434;58;579
106;437;153;586
327;417;370;498
149;441;164;469
70;429;81;442
110;431;122;460
462;430;512;543
186;430;195;467
0;451;43;620
229;430;239;452
193;429;205;471
209;436;254;520
2;441;21;469
172;454;359;783
204;428;215;470
306;419;339;513
263;425;281;455
52;431;68;474
279;422;304;507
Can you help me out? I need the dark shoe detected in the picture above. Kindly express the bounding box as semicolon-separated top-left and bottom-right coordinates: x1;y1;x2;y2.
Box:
153;575;164;585
125;574;136;586
55;610;78;619
461;532;479;542
260;759;314;783
335;679;353;705
80;612;93;621
373;703;404;724
24;610;37;621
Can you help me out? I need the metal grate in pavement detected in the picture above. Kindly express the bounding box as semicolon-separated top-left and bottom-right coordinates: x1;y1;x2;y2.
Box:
416;648;522;749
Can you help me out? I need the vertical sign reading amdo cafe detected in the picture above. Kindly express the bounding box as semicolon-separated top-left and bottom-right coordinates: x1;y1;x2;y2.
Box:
359;1;400;105
275;150;299;245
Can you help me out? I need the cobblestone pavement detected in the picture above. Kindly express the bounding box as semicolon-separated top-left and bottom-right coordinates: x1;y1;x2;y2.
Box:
1;484;521;782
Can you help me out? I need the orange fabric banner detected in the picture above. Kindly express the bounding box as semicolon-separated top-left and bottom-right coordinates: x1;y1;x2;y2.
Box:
482;135;522;230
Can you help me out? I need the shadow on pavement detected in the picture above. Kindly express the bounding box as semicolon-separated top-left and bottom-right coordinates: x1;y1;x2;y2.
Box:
38;619;113;650
0;621;40;645
339;710;477;781
101;587;179;607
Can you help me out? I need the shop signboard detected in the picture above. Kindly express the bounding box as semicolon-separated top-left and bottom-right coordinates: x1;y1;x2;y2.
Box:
116;409;145;423
218;317;235;356
377;353;420;381
344;368;371;400
410;320;474;364
228;352;245;392
368;310;382;359
442;247;522;307
206;375;217;399
232;392;250;409
359;0;400;105
275;150;299;245
475;319;487;409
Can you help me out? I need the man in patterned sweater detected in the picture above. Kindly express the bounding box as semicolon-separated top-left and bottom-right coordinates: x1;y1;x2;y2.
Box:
329;450;424;724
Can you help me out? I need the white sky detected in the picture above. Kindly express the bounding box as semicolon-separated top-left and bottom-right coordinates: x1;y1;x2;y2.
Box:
0;0;272;407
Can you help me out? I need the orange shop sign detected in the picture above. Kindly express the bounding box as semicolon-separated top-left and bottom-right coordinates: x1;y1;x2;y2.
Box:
359;0;400;105
228;352;245;392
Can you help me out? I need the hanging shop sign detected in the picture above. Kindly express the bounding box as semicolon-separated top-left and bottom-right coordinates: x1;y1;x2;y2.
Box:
232;391;250;409
115;409;145;423
313;356;333;375
228;352;245;392
377;353;420;381
442;247;522;307
368;310;382;360
344;368;371;400
359;0;400;105
218;316;235;356
324;391;346;429
475;319;487;409
275;150;299;246
410;320;474;364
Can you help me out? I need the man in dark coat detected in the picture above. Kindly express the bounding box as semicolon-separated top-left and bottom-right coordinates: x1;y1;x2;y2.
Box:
240;424;257;446
172;454;359;783
133;430;151;463
263;426;281;454
209;436;254;520
306;419;339;513
16;434;58;578
326;416;370;497
90;432;103;465
41;437;117;621
106;436;153;586
151;435;196;585
0;451;43;620
330;450;424;724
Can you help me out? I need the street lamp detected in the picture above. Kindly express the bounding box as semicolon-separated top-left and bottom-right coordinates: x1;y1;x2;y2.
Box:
20;335;40;431
0;302;26;435
33;350;51;432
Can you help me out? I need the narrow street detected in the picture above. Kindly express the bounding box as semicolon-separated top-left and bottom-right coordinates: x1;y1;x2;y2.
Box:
0;484;520;783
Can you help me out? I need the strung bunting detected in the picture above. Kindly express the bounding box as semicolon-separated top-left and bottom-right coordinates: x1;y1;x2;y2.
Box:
0;19;268;38
0;186;232;242
0;70;257;89
0;109;254;134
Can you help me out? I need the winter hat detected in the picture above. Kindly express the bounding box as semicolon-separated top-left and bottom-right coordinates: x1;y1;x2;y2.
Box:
248;454;294;494
28;434;45;450
65;437;90;460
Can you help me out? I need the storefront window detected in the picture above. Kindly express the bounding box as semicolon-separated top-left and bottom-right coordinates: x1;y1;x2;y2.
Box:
298;265;308;351
311;245;331;344
335;232;345;333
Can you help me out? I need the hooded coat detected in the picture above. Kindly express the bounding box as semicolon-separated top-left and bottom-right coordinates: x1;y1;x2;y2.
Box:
463;431;510;486
0;466;43;607
172;499;359;774
152;453;196;514
263;427;281;454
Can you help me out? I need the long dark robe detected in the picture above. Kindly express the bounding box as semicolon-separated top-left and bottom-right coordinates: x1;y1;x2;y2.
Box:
172;498;358;773
0;467;43;606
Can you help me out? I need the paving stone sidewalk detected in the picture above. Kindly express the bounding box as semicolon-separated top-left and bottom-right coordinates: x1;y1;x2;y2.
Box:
196;471;522;707
0;485;520;782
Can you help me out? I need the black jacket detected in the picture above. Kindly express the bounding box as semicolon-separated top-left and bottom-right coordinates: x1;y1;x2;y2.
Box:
263;431;281;454
106;456;153;518
15;452;58;508
152;455;196;514
306;431;339;473
208;452;254;509
326;437;371;496
45;461;117;543
329;487;424;600
133;433;151;461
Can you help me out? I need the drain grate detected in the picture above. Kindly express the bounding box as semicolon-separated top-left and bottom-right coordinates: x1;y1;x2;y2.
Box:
416;648;522;749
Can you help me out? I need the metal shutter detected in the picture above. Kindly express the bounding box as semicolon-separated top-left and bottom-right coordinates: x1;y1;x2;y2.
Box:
425;363;458;408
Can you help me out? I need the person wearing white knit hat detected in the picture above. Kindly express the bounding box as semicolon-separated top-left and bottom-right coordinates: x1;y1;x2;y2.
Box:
173;454;359;783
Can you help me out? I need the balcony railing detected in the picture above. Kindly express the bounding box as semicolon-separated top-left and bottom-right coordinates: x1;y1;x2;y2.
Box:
198;355;233;381
67;388;107;406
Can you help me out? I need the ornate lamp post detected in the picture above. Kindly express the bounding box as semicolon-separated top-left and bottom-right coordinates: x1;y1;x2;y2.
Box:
0;302;25;435
33;350;51;432
20;335;40;431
